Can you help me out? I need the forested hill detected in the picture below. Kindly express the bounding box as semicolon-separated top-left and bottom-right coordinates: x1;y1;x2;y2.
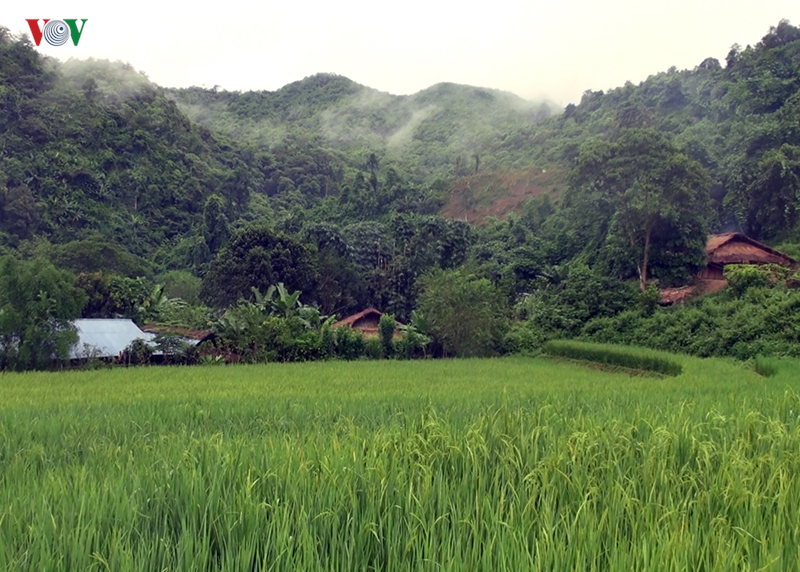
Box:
488;19;800;241
0;29;268;269
169;76;556;183
2;20;800;274
4;20;800;367
167;21;800;238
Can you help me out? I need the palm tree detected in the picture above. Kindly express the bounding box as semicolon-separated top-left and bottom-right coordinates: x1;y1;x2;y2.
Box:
273;283;303;318
139;284;186;322
250;283;303;319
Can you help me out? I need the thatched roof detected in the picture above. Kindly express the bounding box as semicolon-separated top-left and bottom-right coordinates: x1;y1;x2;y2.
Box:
659;279;729;306
332;308;383;329
706;233;795;266
332;308;404;337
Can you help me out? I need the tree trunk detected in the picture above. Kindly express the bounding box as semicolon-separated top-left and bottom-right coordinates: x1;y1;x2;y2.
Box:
639;227;651;292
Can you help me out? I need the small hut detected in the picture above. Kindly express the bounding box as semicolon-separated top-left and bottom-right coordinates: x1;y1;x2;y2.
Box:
660;233;795;305
332;308;403;338
699;233;796;280
69;319;153;360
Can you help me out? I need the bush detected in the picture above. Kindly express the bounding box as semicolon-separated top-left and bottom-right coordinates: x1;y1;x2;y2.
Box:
364;337;383;360
516;264;636;339
320;323;335;359
578;283;800;360
120;339;153;366
334;326;365;360
153;334;197;365
379;313;395;358
542;340;683;376
394;328;429;359
502;322;545;355
724;264;775;296
259;316;323;362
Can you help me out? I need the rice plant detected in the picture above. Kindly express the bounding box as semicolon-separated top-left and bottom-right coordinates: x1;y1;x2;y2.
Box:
0;353;798;570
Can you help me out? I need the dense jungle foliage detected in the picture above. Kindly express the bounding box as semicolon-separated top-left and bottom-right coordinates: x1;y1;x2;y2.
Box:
2;21;800;368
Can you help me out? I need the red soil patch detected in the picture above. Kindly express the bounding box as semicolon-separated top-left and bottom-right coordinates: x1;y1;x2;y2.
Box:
442;166;565;224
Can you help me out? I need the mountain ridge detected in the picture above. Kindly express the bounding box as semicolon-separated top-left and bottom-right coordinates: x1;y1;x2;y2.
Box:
2;20;800;273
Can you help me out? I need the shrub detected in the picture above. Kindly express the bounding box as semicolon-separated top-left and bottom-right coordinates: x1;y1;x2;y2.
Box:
198;354;225;366
320;323;335;359
379;313;395;358
334;326;365;360
364;337;383;360
724;264;770;296
502;322;545;355
120;339;153;366
578;283;800;360
394;328;429;359
259;316;322;362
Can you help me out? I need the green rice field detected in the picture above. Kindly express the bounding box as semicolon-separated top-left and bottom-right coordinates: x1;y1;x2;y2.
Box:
1;352;800;570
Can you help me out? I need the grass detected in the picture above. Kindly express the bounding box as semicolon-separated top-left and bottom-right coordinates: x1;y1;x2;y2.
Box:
754;355;781;377
1;353;800;570
543;339;684;376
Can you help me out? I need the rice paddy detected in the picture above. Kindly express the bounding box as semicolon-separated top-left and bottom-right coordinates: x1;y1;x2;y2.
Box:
1;353;799;570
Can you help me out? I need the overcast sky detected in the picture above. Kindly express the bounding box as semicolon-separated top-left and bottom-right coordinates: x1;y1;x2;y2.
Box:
3;0;798;105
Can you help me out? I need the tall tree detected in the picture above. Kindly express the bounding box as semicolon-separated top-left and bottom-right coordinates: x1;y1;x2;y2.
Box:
202;194;230;253
571;129;712;290
0;256;87;370
201;226;317;308
417;269;506;357
724;144;800;239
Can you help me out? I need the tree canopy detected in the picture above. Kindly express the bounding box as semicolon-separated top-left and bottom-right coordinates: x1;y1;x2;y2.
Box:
0;256;86;370
201;226;317;309
568;129;712;290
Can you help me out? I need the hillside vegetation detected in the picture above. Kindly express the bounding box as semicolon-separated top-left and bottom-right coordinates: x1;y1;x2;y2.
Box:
170;76;556;181
3;21;800;367
167;20;800;239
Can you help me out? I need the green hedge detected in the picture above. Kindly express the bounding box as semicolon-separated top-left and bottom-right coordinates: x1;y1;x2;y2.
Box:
543;340;683;376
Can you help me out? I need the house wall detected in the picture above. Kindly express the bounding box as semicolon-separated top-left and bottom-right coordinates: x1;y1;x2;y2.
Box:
698;265;725;280
353;315;380;330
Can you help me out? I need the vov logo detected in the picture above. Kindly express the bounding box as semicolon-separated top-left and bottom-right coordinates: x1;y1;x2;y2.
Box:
25;19;88;47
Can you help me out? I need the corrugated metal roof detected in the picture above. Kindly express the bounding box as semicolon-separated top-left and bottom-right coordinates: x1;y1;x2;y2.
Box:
69;319;155;360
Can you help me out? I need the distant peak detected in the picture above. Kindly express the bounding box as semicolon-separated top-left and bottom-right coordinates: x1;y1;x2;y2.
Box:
287;73;358;89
